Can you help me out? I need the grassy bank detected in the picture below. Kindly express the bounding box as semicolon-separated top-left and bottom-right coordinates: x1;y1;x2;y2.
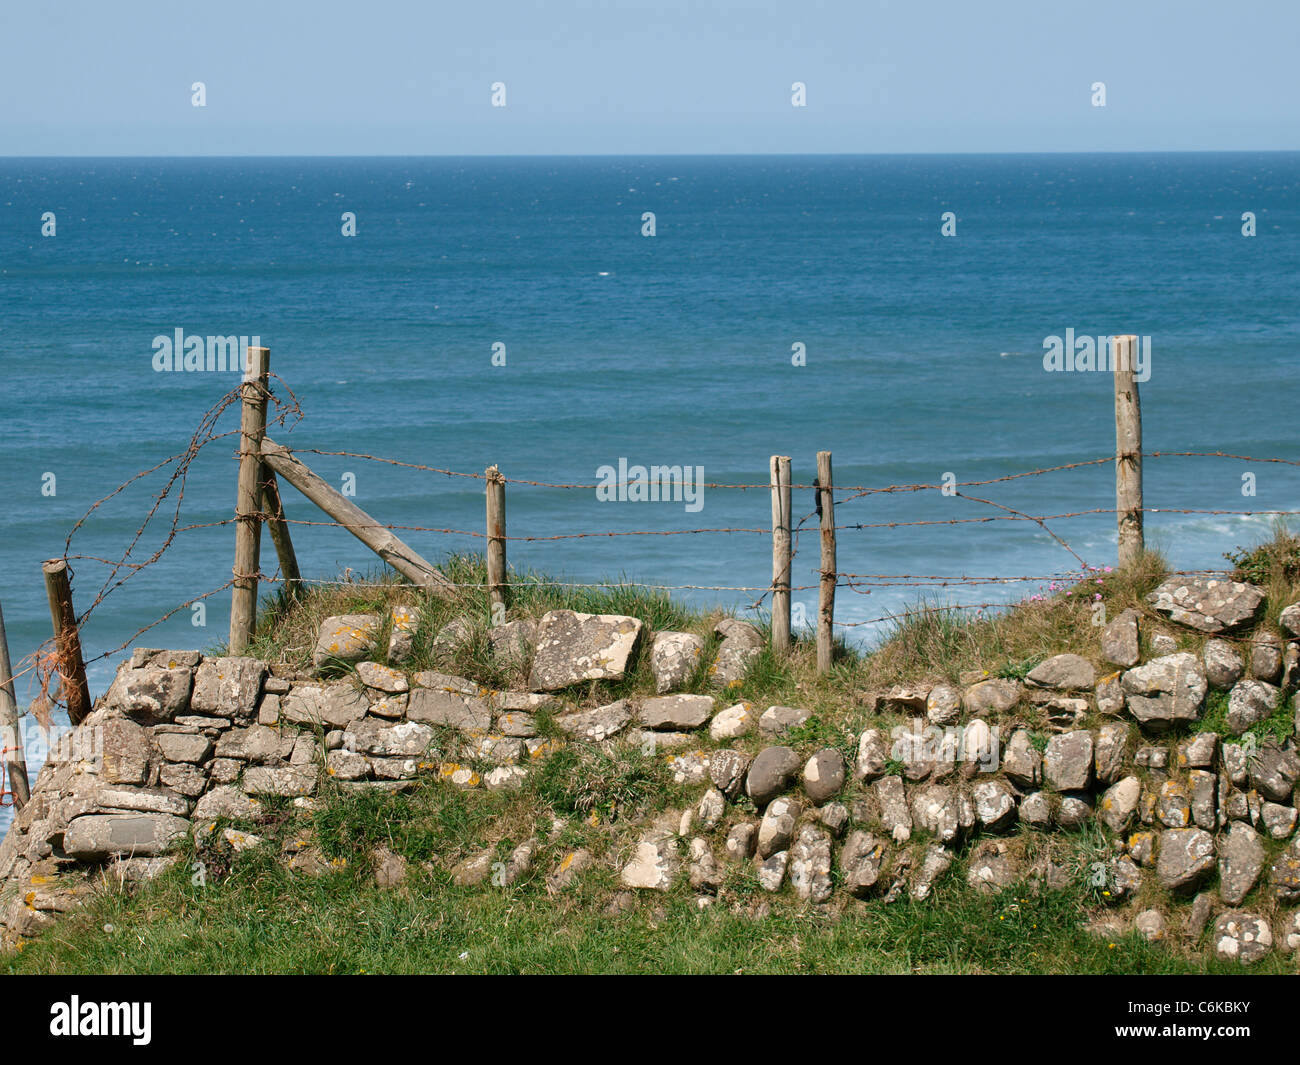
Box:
3;530;1298;975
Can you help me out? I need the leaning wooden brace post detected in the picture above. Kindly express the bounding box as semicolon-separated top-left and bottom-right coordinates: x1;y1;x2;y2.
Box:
1112;334;1144;568
816;450;836;674
259;468;302;602
485;465;507;617
229;346;270;653
261;437;457;596
770;455;793;655
0;599;31;808
41;560;92;727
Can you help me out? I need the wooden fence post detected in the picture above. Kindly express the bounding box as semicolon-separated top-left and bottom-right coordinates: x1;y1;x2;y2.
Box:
816;451;836;673
0;599;30;808
1113;334;1144;568
42;560;92;726
770;455;792;654
485;465;507;618
229;346;270;653
259;468;302;602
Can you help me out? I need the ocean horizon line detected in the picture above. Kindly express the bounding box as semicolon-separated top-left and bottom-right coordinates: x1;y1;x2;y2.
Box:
2;148;1299;162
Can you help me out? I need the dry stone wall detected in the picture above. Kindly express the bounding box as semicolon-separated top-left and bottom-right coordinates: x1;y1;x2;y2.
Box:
3;581;1300;965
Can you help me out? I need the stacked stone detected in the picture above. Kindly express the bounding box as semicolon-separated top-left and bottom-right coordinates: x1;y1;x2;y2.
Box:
604;577;1300;966
1;576;1298;966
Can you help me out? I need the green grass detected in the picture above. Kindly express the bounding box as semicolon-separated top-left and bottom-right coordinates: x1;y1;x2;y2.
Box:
531;742;683;821
2;810;1288;975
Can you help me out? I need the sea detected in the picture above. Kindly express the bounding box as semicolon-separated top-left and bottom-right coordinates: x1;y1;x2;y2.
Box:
0;153;1297;818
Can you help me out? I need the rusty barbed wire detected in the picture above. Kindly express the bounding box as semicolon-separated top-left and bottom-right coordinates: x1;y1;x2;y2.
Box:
39;382;1300;702
280;446;1121;491
61;379;302;631
270;446;1299;493
80;581;240;667
208;506;1300;541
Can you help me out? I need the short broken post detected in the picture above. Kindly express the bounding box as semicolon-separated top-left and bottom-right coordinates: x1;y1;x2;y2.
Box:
485;465;508;618
0;598;31;808
42;559;92;727
229;346;270;653
770;454;792;655
1112;334;1144;568
816;450;836;674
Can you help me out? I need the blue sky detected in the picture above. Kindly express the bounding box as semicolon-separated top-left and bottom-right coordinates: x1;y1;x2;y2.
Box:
1;0;1295;155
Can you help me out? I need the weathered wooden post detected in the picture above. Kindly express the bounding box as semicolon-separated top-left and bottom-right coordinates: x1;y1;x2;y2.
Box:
259;468;302;602
0;599;31;808
1112;334;1144;567
770;455;792;654
485;465;507;617
42;560;92;726
229;346;270;652
816;450;836;673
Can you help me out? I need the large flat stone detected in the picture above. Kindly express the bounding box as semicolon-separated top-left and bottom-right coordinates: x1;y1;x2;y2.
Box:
528;610;643;690
63;813;189;860
637;694;714;731
214;724;282;762
1147;577;1266;634
554;699;633;742
342;719;437;757
191;656;265;718
62;786;190;820
240;765;319;797
405;688;492;732
280;682;369;729
103;663;193;723
154;731;213;765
